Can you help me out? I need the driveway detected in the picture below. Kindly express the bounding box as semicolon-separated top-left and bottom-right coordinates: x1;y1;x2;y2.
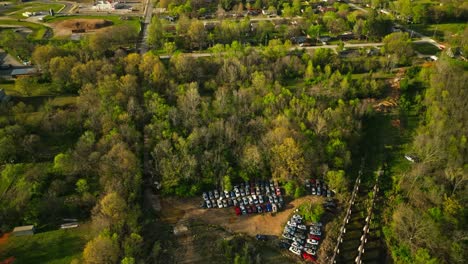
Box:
0;49;23;67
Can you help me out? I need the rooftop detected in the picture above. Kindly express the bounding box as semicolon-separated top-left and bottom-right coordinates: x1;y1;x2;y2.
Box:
12;225;34;232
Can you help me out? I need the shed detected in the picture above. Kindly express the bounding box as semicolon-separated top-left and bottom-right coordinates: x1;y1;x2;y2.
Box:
12;225;35;236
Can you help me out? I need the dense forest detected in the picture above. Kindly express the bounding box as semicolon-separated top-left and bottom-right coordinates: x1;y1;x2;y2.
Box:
384;58;467;263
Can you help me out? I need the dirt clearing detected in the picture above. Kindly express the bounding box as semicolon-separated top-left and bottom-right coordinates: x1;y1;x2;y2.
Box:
160;195;324;236
51;19;113;37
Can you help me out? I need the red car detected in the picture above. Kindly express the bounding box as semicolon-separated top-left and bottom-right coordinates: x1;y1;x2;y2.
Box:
251;205;257;213
275;187;281;196
308;234;321;240
234;206;241;216
302;251;317;262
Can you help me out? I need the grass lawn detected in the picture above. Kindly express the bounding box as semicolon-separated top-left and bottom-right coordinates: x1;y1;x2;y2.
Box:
2;81;59;97
0;224;92;264
48;96;77;107
44;15;141;31
0;82;16;95
0;19;49;40
8;3;64;19
412;42;440;55
411;23;466;42
0;2;64;17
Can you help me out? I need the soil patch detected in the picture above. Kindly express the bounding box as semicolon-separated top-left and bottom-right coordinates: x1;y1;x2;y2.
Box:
0;232;10;248
160;195;324;236
52;19;113;37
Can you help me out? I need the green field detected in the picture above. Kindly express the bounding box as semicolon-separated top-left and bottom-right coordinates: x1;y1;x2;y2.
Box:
0;2;64;17
412;42;440;55
0;224;92;264
0;19;49;40
411;23;466;42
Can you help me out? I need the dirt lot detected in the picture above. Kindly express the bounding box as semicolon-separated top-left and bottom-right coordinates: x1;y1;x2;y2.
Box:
160;195;325;236
160;195;324;264
51;18;112;37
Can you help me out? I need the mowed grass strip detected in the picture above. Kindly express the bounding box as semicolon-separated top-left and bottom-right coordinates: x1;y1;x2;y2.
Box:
0;224;92;264
0;19;49;39
412;42;440;55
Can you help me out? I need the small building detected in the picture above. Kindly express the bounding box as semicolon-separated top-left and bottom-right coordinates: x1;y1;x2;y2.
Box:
11;68;37;78
12;225;35;236
92;1;124;11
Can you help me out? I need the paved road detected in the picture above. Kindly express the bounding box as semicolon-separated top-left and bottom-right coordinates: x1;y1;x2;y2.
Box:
138;0;153;54
159;42;385;59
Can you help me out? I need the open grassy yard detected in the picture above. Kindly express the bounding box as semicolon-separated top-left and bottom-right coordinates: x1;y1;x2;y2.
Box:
0;19;49;39
412;42;440;55
411;23;466;42
0;224;92;264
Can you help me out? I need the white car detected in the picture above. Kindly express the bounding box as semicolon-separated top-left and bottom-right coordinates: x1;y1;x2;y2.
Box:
297;224;307;230
310;229;322;236
287;220;297;227
293;236;305;244
242;197;249;206
282;232;294;240
258;195;264;204
289;245;301;255
206;200;212;208
217;199;223;208
235;187;241;197
252;195;258;204
304;247;316;255
291;241;303;249
292;214;303;222
307;238;319;245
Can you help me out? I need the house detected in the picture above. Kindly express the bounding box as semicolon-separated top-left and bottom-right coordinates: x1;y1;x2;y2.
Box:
317;36;331;44
12;225;35;236
337;32;355;41
92;1;124;11
318;6;336;13
11;68;37;78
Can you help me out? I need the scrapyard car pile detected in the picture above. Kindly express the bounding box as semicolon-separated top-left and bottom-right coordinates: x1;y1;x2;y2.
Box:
305;178;333;197
201;180;285;215
280;214;322;262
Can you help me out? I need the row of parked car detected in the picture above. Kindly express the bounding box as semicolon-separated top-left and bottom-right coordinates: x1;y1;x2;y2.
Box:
201;180;285;215
305;178;333;197
279;214;322;262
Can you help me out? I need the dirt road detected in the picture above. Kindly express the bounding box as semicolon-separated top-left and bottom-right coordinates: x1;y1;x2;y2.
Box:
160;195;324;236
